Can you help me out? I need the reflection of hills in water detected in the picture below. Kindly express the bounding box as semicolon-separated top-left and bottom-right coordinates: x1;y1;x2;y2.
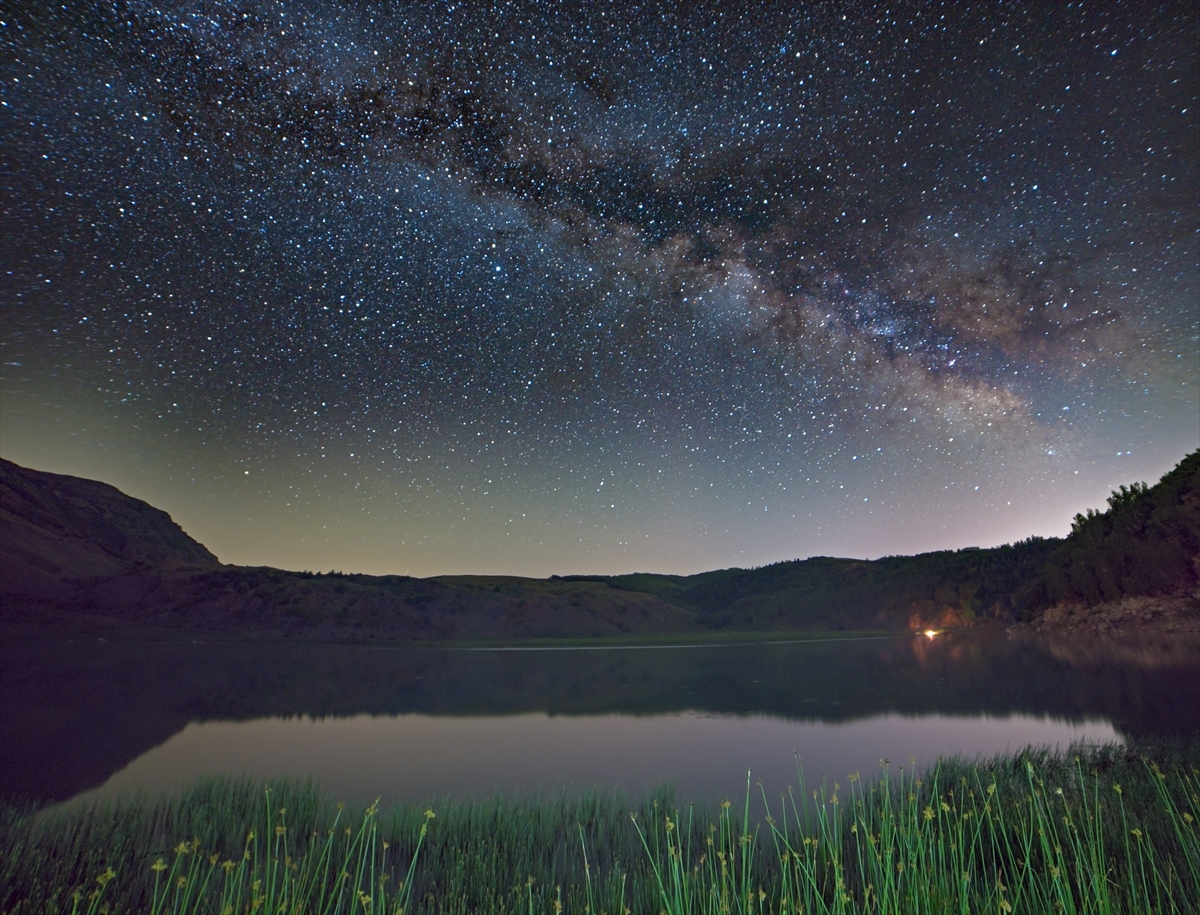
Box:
1022;631;1200;669
2;627;1197;803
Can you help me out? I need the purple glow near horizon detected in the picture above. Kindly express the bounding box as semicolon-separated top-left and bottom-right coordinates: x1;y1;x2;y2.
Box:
2;3;1196;576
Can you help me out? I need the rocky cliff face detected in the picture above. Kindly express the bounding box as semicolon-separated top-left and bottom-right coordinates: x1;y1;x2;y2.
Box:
1024;595;1200;636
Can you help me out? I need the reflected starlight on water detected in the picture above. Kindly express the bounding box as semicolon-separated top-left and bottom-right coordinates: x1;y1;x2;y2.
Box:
72;710;1121;807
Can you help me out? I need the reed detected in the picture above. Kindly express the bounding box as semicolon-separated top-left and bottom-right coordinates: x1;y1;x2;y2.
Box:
0;778;432;915
1;744;1196;913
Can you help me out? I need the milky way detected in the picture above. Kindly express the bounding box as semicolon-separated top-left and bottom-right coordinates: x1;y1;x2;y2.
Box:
2;2;1197;575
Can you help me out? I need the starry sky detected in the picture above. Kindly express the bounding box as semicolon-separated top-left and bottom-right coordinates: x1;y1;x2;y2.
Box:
2;1;1197;577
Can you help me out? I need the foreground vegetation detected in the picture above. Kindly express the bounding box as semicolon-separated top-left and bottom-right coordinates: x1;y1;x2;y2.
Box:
2;744;1197;914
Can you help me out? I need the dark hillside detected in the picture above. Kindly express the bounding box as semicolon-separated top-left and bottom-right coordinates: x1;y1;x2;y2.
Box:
0;458;218;604
568;541;1056;632
673;541;1058;630
565;451;1199;632
0;459;697;640
2;452;1196;639
1013;450;1200;617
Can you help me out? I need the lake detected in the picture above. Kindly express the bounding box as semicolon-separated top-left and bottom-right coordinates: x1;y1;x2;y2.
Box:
2;626;1197;808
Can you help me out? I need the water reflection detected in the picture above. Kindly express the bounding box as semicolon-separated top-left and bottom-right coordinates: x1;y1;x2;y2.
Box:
2;627;1196;804
74;711;1118;807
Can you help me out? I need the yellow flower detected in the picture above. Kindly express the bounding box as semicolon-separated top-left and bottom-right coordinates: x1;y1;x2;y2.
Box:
923;806;935;822
151;859;167;873
96;867;116;887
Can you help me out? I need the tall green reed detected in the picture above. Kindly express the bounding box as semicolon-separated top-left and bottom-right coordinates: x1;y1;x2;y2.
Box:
1;779;433;915
2;744;1197;913
625;744;1200;914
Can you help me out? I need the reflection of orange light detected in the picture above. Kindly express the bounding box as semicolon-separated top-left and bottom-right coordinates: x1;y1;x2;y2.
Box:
924;629;939;639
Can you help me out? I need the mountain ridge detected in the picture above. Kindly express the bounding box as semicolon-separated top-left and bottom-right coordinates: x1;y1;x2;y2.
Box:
1;453;1196;640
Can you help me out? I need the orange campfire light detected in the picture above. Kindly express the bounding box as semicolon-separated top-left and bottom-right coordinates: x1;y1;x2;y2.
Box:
924;629;940;639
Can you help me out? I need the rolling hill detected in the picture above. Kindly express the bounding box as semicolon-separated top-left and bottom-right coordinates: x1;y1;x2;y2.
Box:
1;452;1196;640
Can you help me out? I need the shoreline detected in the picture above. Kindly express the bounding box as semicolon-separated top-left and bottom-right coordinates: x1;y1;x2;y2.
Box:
9;608;1200;648
0;624;913;648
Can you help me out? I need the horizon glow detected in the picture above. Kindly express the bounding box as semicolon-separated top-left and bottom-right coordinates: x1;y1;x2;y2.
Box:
2;3;1196;576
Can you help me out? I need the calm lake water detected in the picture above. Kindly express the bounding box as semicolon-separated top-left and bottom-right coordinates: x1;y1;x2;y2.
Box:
2;627;1197;807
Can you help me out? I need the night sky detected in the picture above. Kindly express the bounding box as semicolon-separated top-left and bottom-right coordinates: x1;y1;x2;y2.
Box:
2;2;1197;577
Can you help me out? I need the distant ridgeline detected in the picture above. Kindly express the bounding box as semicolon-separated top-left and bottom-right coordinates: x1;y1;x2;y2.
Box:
614;447;1198;631
1;451;1196;640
